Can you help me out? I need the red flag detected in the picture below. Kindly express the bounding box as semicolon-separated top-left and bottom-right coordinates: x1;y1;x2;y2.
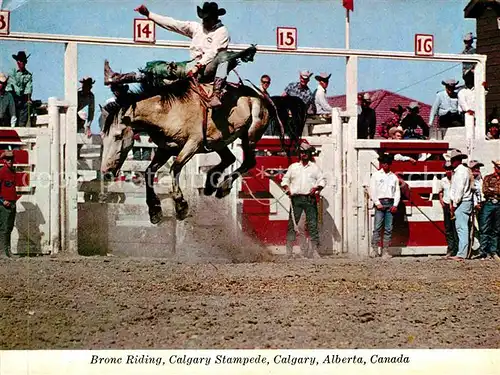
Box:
343;0;354;11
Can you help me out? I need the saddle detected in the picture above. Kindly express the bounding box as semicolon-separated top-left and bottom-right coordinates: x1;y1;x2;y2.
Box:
139;45;257;86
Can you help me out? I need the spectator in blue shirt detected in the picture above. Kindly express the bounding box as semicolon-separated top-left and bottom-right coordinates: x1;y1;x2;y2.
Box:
282;70;316;115
429;79;463;128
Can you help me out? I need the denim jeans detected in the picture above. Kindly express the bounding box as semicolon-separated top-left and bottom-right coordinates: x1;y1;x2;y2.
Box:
286;195;319;246
454;200;473;258
479;201;500;256
443;203;458;255
371;198;395;249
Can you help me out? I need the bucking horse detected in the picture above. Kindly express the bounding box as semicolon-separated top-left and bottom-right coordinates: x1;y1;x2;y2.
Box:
100;49;307;224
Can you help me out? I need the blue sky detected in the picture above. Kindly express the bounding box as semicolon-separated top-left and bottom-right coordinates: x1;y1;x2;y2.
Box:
0;0;475;133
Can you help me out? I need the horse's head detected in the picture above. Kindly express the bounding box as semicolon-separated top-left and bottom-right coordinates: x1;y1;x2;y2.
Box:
100;105;135;178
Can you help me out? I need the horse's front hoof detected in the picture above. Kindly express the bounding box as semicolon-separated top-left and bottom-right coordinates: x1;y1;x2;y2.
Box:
150;212;163;225
203;185;216;196
215;187;231;199
175;200;189;221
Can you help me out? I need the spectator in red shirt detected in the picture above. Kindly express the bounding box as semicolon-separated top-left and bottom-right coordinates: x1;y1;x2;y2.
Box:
380;105;405;139
0;151;18;258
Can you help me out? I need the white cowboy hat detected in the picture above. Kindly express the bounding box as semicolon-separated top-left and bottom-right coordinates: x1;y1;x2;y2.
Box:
388;126;404;137
468;160;484;169
449;149;467;161
299;70;313;79
314;72;331;81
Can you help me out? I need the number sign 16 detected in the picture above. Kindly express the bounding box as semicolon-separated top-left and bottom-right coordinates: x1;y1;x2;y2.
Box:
134;19;155;44
0;10;10;35
415;34;434;56
277;27;297;50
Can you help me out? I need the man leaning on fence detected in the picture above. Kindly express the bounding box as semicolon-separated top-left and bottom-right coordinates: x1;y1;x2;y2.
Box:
7;51;33;127
281;141;326;259
0;151;18;258
369;153;400;259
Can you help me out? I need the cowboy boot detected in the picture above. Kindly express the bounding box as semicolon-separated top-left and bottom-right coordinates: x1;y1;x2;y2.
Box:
209;77;225;108
104;60;139;86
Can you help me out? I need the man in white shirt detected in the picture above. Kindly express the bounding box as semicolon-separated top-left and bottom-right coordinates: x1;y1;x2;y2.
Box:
439;161;458;257
458;75;475;117
281;141;326;259
369;153;401;259
313;73;333;118
106;2;231;107
448;149;473;261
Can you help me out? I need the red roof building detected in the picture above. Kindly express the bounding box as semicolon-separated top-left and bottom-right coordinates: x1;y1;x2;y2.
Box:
327;89;437;138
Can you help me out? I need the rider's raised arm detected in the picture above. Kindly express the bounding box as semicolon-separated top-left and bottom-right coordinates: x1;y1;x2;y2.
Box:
197;26;230;66
148;12;197;38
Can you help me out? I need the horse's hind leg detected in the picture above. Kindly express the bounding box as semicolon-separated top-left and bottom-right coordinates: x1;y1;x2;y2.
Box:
204;146;237;196
170;140;199;220
216;134;257;199
146;148;175;224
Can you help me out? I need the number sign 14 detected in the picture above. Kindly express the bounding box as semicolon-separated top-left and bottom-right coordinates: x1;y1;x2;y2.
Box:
415;34;434;56
134;19;155;44
277;27;297;50
0;10;10;35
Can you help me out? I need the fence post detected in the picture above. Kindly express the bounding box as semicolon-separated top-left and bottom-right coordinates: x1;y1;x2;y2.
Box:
48;97;61;254
332;108;343;253
64;41;79;254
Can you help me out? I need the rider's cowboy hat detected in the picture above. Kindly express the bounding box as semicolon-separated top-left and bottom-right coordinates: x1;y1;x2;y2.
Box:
315;72;331;82
79;76;95;85
388;126;404;137
441;79;459;88
0;72;8;83
197;2;226;19
12;51;30;63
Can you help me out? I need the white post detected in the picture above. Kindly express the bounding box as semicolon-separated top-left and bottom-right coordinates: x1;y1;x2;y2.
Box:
48;97;61;254
332;108;343;253
64;42;79;254
473;59;487;141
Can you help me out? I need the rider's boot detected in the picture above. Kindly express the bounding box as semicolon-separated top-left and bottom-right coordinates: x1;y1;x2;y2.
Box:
104;60;139;86
209;78;226;108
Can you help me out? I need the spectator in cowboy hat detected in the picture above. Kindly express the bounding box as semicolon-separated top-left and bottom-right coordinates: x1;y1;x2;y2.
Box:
477;159;500;261
0;73;17;127
380;104;405;139
439;161;458;257
0;150;18;258
369;152;400;259
283;70;316;115
400;101;430;139
388;126;417;163
486;119;499;140
448;149;473;261
313;72;333;118
281;140;326;259
7;51;33;127
259;74;271;96
462;32;476;81
357;93;376;139
429;79;462;128
77;76;95;139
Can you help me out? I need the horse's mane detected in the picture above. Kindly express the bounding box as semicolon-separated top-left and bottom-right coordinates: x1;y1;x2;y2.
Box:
101;78;193;135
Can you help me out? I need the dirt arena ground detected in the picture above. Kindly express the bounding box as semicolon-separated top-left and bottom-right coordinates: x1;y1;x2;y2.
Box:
1;255;499;349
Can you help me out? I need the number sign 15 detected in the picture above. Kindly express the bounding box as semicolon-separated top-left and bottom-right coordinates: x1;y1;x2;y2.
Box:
0;10;10;35
134;19;155;44
415;34;434;56
277;27;297;50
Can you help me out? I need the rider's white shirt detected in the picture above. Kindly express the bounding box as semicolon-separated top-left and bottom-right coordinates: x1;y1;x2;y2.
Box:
149;12;230;66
